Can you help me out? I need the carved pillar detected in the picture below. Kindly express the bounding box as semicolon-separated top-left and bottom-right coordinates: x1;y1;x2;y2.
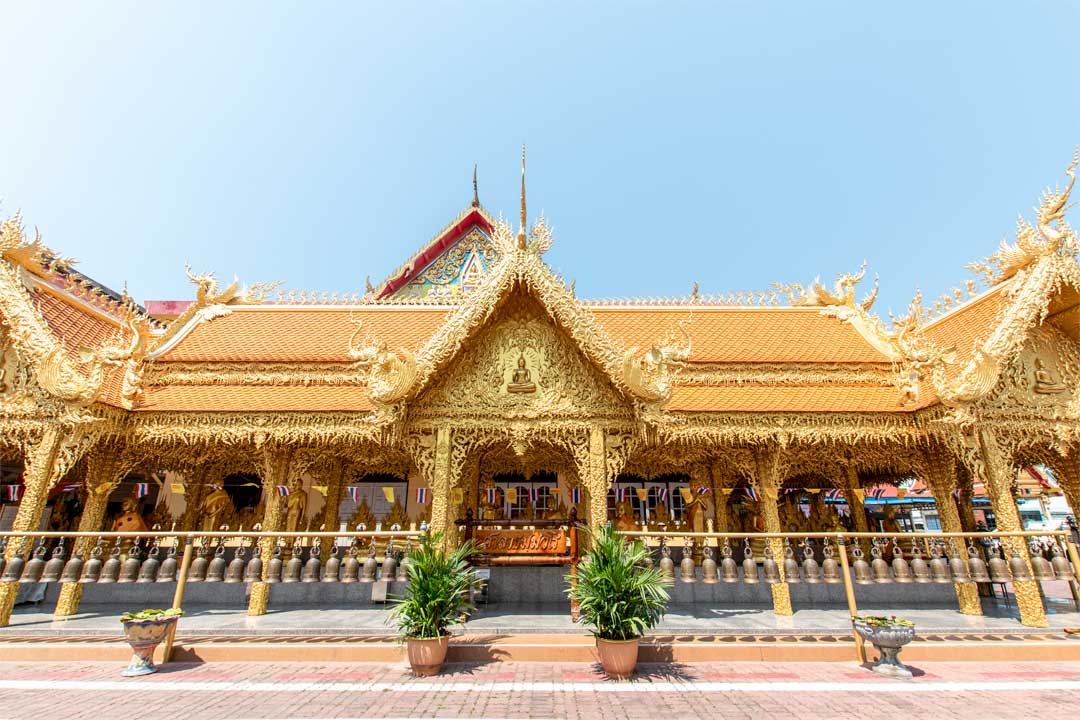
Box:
1049;451;1080;530
427;427;453;542
976;429;1047;628
585;426;608;530
752;446;791;616
248;448;293;617
842;465;870;535
54;447;137;618
956;465;978;532
921;449;981;616
711;464;732;532
318;461;346;562
0;427;67;626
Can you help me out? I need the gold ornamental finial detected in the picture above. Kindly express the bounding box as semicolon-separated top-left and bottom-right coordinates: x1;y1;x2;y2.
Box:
472;164;479;208
517;144;527;249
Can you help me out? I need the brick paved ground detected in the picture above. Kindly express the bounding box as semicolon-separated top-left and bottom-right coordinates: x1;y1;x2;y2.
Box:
1;660;1078;719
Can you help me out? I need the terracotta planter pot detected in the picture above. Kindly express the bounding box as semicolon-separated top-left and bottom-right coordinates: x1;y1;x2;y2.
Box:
596;637;639;679
121;616;179;677
406;636;450;676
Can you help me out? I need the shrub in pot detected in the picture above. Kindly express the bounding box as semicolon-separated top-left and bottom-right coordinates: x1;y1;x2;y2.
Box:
567;524;669;679
389;531;479;676
119;608;183;677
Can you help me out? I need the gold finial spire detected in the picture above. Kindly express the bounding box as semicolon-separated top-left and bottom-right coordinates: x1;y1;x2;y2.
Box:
517;144;527;249
472;164;479;208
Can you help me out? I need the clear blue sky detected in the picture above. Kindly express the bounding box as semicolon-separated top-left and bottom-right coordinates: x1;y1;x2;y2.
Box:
1;2;1078;317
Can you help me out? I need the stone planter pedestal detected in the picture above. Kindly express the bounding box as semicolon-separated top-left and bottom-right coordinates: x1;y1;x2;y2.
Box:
854;622;916;679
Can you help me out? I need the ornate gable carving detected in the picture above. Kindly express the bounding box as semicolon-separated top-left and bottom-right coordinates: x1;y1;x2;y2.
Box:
409;291;631;422
391;228;498;302
979;325;1080;420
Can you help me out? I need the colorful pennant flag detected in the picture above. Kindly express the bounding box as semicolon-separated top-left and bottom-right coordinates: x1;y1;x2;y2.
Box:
135;482;150;498
415;487;429;504
382;487;395;504
696;486;709;496
505;488;517;504
312;485;329;497
276;485;291;497
852;488;865;502
869;486;887;500
614;487;626;502
5;485;22;502
171;483;185;495
571;486;581;505
529;487;540;504
635;487;648;502
61;483;82;492
486;487;497;504
451;488;463;504
825;489;841;502
656;486;668;503
679;487;693;503
896;488;908;500
744;486;760;503
209;483;224;491
347;486;361;503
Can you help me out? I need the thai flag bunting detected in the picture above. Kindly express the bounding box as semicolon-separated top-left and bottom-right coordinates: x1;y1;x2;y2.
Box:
745;486;760;503
870;486;887;500
953;488;962;503
5;485;21;502
529;487;539;504
209;483;223;490
825;489;841;502
347;486;360;503
571;486;581;504
276;485;291;497
656;486;668;502
696;486;709;495
135;482;150;498
415;487;429;504
61;483;82;492
615;487;627;502
487;487;497;505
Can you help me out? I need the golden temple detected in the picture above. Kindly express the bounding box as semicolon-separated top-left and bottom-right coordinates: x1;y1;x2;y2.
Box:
0;151;1078;629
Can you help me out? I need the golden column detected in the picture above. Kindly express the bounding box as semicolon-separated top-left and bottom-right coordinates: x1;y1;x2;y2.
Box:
248;448;293;617
921;449;982;616
753;446;792;616
976;429;1047;628
842;464;871;535
1049;451;1080;529
53;448;137;618
318;460;346;563
427;427;454;543
711;463;732;533
585;426;609;530
0;426;66;626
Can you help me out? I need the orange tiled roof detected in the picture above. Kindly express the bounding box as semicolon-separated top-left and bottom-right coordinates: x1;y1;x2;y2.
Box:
32;287;128;407
669;385;901;412
920;284;1011;384
139;385;373;412
157;307;451;362
591;307;889;363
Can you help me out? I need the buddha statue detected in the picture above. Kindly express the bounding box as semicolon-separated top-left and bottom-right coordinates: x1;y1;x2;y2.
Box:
200;486;235;531
651;500;671;527
507;354;536;394
111;491;148;532
1034;358;1067;394
285;487;307;532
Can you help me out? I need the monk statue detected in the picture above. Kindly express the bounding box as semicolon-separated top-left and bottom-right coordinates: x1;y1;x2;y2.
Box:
200;486;234;531
111;491;148;532
651;500;670;527
613;500;637;531
285;488;307;532
1034;358;1068;394
507;354;536;394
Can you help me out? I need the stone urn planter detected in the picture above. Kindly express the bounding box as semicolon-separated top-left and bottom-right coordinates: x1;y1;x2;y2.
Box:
406;636;450;677
120;609;183;677
596;637;640;680
854;616;916;679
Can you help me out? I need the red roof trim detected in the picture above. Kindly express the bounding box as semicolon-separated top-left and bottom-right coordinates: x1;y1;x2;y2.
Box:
377;208;493;300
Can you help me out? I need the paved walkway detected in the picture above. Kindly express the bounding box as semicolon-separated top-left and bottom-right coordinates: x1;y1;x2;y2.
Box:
1;660;1078;719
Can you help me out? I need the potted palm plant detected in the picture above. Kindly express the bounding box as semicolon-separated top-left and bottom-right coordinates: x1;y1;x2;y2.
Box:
388;531;479;676
567;524;669;679
119;608;183;677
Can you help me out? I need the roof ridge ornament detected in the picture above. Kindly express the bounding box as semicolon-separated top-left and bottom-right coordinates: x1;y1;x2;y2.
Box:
472;164;480;208
517;145;527;250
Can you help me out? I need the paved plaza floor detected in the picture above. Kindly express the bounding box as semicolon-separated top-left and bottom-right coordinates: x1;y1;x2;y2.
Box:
4;591;1080;637
0;659;1078;719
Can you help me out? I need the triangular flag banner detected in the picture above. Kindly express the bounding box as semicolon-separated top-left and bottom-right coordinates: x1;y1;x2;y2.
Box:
635;487;649;502
312;485;329;497
415;487;429;504
853;488;865;502
486;487;497;504
679;487;693;503
382;486;395;504
451;488;464;504
171;483;185;495
5;485;22;502
764;488;779;500
276;485;291;497
505;488;517;504
696;486;709;495
135;482;150;498
656;486;669;502
347;486;361;503
241;482;261;487
896;488;908;500
571;486;581;504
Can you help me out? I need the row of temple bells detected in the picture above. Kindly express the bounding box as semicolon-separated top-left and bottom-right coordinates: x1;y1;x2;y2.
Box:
649;536;1077;586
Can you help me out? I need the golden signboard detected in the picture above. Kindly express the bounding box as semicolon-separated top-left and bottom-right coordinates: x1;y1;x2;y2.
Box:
473;528;568;555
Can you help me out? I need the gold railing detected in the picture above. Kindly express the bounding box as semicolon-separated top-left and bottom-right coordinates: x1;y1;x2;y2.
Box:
618;529;1080;661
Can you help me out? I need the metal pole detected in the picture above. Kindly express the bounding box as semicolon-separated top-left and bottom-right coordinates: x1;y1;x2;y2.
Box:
162;535;195;664
835;535;866;664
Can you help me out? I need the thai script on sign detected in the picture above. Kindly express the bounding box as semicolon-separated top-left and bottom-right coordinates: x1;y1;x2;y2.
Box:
473;529;568;555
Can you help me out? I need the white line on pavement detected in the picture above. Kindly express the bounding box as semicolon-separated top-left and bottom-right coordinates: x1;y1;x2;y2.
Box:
0;679;1078;694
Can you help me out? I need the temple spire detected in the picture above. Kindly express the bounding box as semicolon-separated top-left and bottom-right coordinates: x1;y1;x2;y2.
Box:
472;164;479;208
517;145;527;249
